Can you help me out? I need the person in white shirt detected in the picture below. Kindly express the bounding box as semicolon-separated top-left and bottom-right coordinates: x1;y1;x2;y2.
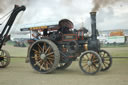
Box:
25;30;41;63
31;30;41;40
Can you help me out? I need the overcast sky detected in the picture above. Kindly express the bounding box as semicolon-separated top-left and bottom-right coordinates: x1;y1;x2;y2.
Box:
0;0;128;35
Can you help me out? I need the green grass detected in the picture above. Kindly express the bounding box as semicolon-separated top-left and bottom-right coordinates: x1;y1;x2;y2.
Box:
101;43;128;48
6;41;14;46
2;44;128;57
3;45;28;57
103;47;128;57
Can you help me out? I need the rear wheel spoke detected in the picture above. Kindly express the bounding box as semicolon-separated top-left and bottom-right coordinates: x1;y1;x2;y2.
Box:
29;40;60;73
45;46;50;54
46;52;54;57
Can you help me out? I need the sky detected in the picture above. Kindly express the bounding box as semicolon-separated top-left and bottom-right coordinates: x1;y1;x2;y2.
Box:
0;0;128;36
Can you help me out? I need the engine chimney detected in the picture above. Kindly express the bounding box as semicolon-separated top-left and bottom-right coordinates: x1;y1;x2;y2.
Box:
88;12;100;51
90;12;97;40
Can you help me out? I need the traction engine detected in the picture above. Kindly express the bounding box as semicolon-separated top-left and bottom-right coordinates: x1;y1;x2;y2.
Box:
21;12;112;75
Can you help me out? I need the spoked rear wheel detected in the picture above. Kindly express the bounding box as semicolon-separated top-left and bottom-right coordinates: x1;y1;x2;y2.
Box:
99;50;112;71
29;39;60;73
79;51;102;75
0;49;10;68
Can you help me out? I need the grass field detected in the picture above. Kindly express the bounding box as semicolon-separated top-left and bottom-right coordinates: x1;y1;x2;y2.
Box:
3;45;128;57
0;58;128;85
0;45;128;85
103;47;128;57
3;45;28;57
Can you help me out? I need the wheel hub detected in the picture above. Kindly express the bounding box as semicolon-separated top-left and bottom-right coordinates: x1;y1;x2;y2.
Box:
87;61;92;66
40;53;46;60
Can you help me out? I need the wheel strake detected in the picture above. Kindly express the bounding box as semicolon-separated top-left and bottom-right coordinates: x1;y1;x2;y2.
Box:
79;50;102;75
99;50;112;71
28;39;60;73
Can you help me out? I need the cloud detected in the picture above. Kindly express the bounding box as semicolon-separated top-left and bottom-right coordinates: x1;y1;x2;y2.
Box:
0;0;128;35
97;4;128;30
92;0;128;12
19;0;92;24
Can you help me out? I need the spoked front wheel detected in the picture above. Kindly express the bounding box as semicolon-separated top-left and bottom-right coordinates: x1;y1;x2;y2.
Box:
0;49;10;68
79;51;102;75
99;50;112;71
28;39;60;73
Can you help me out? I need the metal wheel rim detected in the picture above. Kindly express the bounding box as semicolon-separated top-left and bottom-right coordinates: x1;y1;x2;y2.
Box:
0;50;10;68
99;50;112;71
29;40;60;73
79;51;102;75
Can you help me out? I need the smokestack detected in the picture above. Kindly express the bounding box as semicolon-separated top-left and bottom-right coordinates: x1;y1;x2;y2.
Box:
90;12;97;40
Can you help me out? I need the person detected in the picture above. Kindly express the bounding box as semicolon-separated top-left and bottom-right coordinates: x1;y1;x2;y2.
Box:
31;30;41;40
58;19;74;34
25;30;41;63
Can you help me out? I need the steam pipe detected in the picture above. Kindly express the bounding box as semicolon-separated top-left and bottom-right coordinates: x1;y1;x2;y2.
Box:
90;12;97;40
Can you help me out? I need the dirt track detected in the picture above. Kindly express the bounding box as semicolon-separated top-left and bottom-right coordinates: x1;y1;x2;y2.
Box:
0;58;128;85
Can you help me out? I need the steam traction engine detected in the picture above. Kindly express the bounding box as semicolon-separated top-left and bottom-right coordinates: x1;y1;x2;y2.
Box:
21;12;112;75
0;5;25;68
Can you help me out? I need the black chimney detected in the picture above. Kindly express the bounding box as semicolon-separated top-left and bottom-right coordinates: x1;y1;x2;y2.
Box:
90;12;97;40
88;12;100;51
